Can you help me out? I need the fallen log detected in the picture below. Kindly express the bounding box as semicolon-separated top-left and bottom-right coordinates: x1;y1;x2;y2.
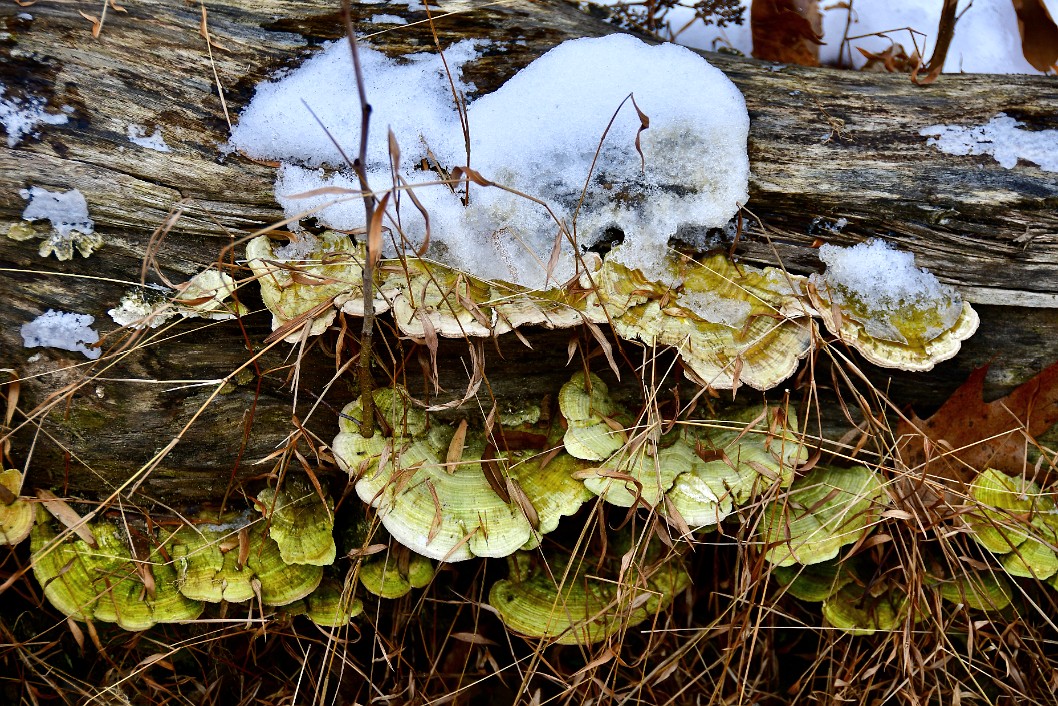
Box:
1;0;1056;501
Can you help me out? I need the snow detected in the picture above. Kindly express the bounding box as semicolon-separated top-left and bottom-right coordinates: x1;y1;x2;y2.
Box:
814;239;954;312
230;39;482;169
0;84;69;147
20;186;95;239
21;310;102;360
601;0;1057;74
127;124;172;152
231;34;749;289
368;14;407;25
920;114;1058;172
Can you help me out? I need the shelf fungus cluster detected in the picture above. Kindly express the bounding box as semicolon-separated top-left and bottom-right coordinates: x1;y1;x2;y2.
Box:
967;468;1058;581
28;475;361;631
0;469;33;546
558;371;807;520
245;232;978;388
489;547;690;645
334;386;593;561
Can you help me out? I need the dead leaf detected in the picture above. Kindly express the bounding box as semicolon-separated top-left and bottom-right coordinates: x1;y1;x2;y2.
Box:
37;490;97;547
751;0;823;66
1012;0;1058;72
446;419;468;469
897;359;1058;485
78;10;102;37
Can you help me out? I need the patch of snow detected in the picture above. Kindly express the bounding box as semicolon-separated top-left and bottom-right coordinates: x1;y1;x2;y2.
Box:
108;290;176;329
0;84;69;147
679;289;752;328
274;231;320;260
920;114;1058;172
21;310;102;360
815;240;953;311
233;34;749;289
17;12;32;20
19;186;101;260
127;124;172;152
368;14;407;25
229;38;482;169
20;186;94;237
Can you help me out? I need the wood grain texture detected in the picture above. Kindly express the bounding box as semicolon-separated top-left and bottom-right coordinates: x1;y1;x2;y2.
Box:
1;0;1055;502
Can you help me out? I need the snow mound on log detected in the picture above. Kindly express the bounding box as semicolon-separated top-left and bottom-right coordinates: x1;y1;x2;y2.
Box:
229;34;749;289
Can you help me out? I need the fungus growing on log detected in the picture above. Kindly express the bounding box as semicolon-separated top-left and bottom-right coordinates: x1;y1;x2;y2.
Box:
761;465;887;567
489;548;690;645
258;475;336;567
967;468;1058;579
31;509;203;630
359;551;435;599
0;469;33;546
809;240;979;372
666;404;806;528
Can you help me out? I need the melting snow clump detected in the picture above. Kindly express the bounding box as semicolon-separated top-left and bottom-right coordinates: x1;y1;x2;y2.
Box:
21;310;101;360
19;186;101;260
812;239;962;342
127;124;172;152
0;84;68;147
920;114;1058;172
230;34;749;289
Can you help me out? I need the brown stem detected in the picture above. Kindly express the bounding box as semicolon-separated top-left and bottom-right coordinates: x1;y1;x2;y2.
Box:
344;1;377;438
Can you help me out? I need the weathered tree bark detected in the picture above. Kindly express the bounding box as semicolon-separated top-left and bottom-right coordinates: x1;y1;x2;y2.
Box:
1;0;1056;502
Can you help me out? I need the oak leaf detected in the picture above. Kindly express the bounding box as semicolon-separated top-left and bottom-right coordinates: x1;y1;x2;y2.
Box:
897;359;1058;487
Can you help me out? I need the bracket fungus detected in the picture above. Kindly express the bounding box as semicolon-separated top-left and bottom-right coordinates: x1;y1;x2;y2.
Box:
936;569;1013;612
559;372;626;462
612;254;814;391
170;516;322;606
359;551;435;599
489;548;690;646
771;560;855;603
258;475;336;567
300;578;364;627
821;582;911;636
967;468;1058;579
246;231;375;342
809;240;979;372
665;405;806;528
338;385;591;561
761;465;887;567
0;469;33;545
31;510;203;630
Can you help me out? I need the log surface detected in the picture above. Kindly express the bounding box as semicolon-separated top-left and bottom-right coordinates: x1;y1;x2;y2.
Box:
1;0;1056;501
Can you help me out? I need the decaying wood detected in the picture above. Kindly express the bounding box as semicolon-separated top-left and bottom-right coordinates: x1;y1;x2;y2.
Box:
1;0;1056;502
